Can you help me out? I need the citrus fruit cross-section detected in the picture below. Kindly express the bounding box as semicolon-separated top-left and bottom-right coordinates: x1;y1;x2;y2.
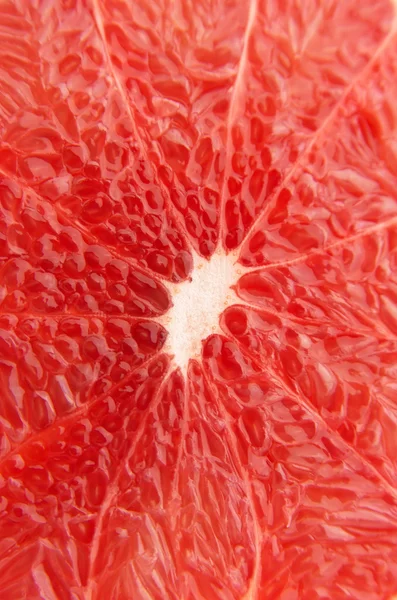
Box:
1;0;397;599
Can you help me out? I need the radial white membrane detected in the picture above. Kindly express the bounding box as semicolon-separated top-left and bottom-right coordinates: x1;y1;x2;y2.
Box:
160;251;241;372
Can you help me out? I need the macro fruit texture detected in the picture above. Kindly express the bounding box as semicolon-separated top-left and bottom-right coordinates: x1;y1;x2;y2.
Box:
1;0;397;599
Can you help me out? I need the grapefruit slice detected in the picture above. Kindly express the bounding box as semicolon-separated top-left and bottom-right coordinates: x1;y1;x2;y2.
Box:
1;1;397;599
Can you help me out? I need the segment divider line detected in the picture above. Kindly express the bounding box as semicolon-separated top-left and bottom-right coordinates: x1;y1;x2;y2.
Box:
238;215;397;274
223;332;397;503
201;367;263;600
217;0;258;251
0;166;177;286
85;367;173;599
89;0;194;257
0;353;160;469
235;20;397;259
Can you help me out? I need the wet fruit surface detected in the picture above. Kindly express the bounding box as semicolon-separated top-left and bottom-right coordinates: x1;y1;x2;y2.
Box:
1;1;397;599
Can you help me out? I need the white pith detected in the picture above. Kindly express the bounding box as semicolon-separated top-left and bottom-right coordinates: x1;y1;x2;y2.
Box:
159;251;242;373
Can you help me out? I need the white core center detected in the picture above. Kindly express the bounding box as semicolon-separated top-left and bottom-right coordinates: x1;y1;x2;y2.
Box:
161;252;240;372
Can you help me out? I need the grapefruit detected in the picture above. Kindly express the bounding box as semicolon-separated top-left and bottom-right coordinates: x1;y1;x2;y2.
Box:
0;0;397;598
